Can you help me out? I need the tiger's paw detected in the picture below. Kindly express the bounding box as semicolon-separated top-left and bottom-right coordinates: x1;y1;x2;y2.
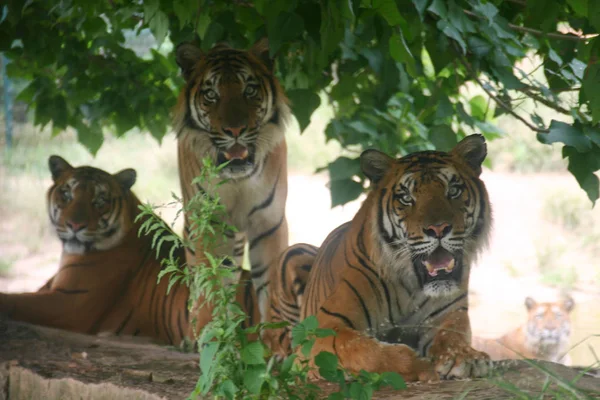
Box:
433;344;491;379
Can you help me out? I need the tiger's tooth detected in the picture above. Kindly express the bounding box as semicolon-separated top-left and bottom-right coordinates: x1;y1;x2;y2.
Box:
224;152;232;160
424;261;437;276
445;258;455;273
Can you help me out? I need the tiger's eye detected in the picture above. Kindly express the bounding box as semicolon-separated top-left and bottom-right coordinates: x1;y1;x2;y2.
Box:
244;85;258;97
204;89;217;101
448;185;463;199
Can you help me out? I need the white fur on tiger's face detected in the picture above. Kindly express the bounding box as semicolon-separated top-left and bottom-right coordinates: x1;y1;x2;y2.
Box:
524;296;574;359
47;155;137;254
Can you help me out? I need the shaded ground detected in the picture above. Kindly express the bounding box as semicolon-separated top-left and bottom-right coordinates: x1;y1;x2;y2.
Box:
1;318;599;399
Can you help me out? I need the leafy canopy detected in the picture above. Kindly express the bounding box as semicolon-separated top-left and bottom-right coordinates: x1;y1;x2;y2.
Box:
1;0;599;204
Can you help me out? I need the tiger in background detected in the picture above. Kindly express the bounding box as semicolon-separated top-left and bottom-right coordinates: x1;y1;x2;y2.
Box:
472;296;575;365
173;38;291;320
264;135;493;382
0;156;259;345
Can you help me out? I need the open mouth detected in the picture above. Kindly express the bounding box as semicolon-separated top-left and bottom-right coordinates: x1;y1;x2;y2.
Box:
423;247;456;277
216;143;255;168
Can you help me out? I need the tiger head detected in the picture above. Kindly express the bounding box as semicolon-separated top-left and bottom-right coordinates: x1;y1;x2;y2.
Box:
174;39;289;179
47;155;137;254
360;135;492;297
525;296;574;356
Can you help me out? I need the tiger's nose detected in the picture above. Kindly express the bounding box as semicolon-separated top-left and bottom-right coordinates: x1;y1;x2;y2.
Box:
67;221;86;232
223;125;247;137
423;223;452;239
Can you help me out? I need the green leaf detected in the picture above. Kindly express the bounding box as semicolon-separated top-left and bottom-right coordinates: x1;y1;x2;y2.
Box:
279;354;297;377
326;156;361;181
427;0;447;18
373;0;406;27
196;13;211;39
537;121;591;152
469;95;487;120
563;146;600;205
381;371;407;389
349;381;374;400
314;351;339;372
314;328;336;338
243;365;267;394
301;339;315;358
429;124;458;151
590;0;600;31
320;1;345;61
202;21;225;51
287;89;321;132
218;380;238;399
241;341;266;365
173;0;196;28
582;64;600;124
567;0;587;16
143;0;159;21
199;341;219;374
389;33;417;77
412;0;430;20
267;12;304;56
76;125;104;156
330;177;364;207
291;324;307;348
437;20;466;54
473;1;498;22
148;10;169;46
302;315;319;332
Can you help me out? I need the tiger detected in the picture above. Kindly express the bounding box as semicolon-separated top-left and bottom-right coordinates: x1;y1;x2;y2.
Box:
0;155;259;346
471;296;575;365
264;134;493;382
173;38;291;321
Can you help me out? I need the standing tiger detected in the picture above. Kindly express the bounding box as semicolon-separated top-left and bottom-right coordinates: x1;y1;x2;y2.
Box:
173;39;290;320
0;156;259;345
264;135;493;382
471;296;575;365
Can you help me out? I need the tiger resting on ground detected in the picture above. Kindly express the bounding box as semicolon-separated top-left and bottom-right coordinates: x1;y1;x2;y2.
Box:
472;295;575;365
0;156;259;345
173;38;291;321
264;134;493;382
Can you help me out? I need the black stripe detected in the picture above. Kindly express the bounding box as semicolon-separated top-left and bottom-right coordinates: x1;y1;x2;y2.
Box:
249;215;285;250
54;288;89;294
343;279;372;330
320;307;356;330
248;167;281;218
115;309;134;335
427;294;467;320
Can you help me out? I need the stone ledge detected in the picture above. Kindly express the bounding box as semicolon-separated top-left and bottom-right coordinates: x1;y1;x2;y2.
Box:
1;318;598;399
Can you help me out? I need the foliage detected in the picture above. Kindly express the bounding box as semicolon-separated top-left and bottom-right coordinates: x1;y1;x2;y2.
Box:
1;0;600;204
136;158;407;399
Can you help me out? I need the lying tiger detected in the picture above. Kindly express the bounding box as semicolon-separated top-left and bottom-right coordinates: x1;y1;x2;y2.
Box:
264;135;493;382
472;296;575;365
0;156;259;345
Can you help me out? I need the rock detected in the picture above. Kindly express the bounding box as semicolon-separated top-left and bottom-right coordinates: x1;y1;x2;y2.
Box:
0;318;598;399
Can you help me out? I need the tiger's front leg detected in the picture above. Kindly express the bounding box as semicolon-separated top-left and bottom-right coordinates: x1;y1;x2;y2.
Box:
248;216;289;321
308;325;438;383
428;309;491;379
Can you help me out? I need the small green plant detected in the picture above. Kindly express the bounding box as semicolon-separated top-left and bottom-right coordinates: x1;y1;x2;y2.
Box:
137;157;408;399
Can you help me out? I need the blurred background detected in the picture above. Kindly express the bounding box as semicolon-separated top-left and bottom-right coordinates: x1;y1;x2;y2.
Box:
1;35;598;368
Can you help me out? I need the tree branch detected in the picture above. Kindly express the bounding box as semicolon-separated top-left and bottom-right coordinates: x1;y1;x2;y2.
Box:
517;86;572;115
456;49;550;133
462;9;595;42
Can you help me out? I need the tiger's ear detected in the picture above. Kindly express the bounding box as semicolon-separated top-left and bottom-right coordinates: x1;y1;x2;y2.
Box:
451;134;487;176
176;42;204;81
525;297;537;311
562;295;575;313
250;37;273;72
360;149;395;184
48;155;73;182
114;169;137;191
